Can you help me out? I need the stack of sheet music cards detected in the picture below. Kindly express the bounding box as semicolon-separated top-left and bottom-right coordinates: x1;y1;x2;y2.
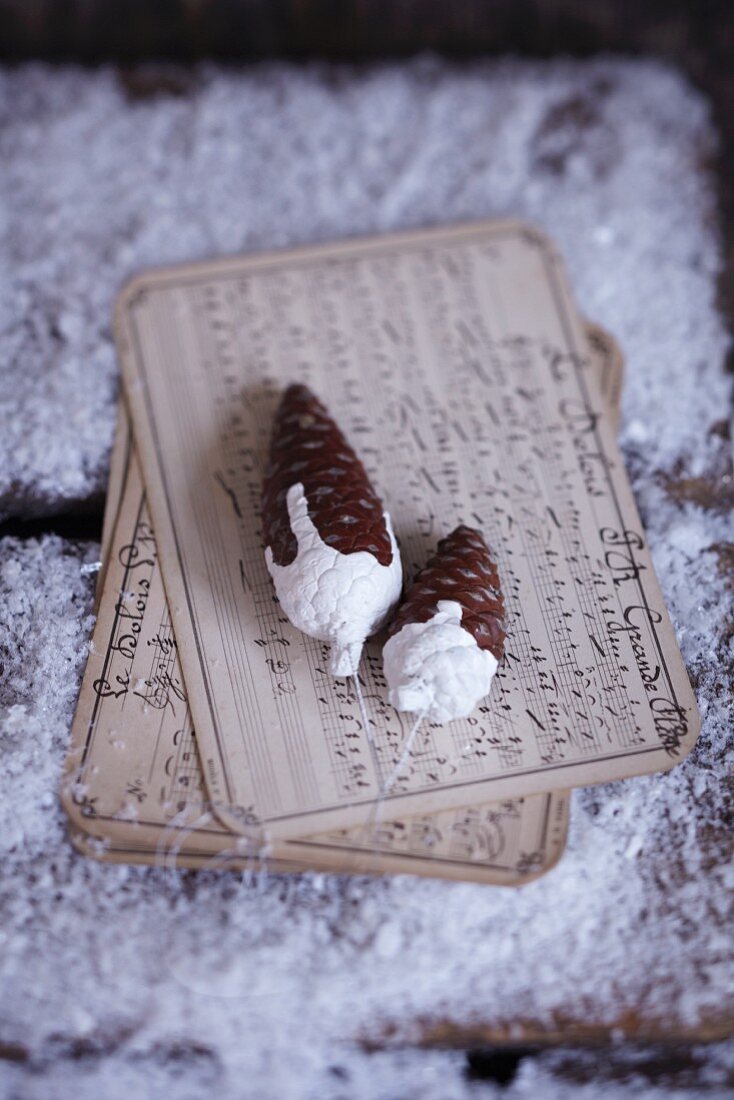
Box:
62;221;700;885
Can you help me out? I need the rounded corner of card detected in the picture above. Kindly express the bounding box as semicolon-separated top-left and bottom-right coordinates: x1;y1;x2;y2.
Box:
114;269;160;326
502;218;558;257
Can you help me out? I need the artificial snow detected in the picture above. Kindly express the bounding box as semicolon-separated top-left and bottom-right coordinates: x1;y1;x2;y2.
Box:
0;57;729;518
0;57;732;1098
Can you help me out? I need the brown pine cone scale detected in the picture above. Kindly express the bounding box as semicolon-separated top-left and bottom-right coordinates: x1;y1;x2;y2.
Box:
261;384;393;567
388;525;505;660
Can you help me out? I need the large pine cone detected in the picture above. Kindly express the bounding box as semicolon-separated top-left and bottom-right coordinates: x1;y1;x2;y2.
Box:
261;384;394;568
388;525;505;660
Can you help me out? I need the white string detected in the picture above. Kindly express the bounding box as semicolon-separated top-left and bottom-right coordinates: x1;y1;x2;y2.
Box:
351;665;375;750
204;812;272;887
153;803;270;882
380;708;427;795
353;706;428;870
348;657;385;866
350;658;389;810
154;806;214;872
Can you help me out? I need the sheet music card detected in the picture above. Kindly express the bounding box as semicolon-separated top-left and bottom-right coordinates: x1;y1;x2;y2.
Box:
112;220;700;843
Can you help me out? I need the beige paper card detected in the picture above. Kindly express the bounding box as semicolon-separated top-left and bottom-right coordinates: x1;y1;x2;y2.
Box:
585;323;624;426
63;319;617;879
115;220;699;839
63;407;569;883
94;408;131;612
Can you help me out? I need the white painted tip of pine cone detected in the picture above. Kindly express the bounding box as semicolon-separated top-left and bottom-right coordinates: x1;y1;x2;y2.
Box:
329;640;364;678
265;483;403;677
383;599;498;725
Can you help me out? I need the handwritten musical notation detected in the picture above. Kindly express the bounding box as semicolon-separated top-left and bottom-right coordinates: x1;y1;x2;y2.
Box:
113;221;699;842
62;410;569;883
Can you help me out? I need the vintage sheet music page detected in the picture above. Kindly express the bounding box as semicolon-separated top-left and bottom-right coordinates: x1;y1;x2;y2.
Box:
65;411;575;883
64;321;619;879
114;220;700;839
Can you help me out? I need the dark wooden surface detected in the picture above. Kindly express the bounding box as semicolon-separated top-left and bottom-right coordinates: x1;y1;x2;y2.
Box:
0;0;730;64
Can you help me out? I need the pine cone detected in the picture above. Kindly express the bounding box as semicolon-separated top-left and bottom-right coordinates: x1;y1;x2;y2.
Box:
262;384;394;568
261;384;402;676
383;526;504;722
388;525;505;659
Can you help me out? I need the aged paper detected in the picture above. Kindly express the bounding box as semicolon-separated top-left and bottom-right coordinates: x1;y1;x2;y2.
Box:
115;220;699;838
95;404;131;610
63;405;569;883
585;323;623;426
64;320;617;879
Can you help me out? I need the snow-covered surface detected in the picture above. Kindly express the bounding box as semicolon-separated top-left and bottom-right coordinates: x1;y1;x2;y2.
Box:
383;600;498;722
0;57;729;518
0;58;732;1098
265;483;402;676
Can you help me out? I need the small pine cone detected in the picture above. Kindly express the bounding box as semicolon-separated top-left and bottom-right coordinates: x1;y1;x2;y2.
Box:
388;525;505;658
262;384;402;676
262;384;394;567
384;525;505;723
